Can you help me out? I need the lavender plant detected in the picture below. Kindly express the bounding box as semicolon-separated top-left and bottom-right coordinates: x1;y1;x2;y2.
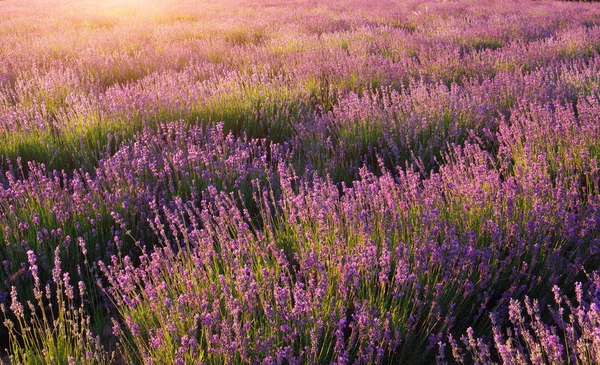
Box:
2;248;110;364
446;271;600;365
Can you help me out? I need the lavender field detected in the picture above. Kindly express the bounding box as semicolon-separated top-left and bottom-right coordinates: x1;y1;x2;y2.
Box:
1;0;600;363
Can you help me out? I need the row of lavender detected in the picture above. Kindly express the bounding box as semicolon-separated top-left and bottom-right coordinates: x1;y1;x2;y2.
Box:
3;86;600;363
5;94;600;363
1;0;600;363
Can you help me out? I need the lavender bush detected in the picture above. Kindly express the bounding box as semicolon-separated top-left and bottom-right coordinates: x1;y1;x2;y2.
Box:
1;0;600;363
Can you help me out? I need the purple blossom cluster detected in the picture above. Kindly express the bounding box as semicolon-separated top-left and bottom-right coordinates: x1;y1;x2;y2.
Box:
445;272;600;364
1;0;600;363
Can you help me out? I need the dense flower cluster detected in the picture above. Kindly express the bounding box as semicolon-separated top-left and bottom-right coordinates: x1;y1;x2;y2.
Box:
1;0;600;363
